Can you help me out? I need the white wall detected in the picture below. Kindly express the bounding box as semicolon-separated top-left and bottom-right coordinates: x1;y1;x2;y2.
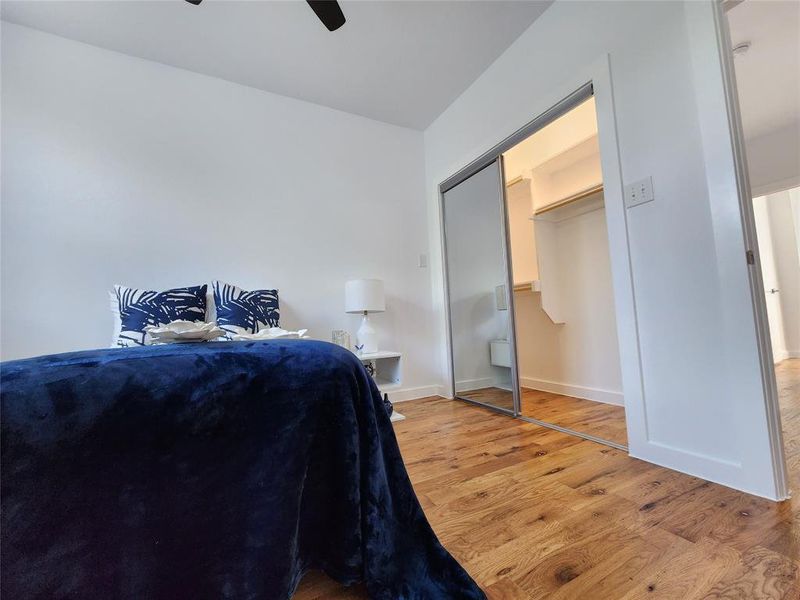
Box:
515;204;623;405
745;122;800;196
505;181;538;284
0;23;439;399
529;137;603;209
424;1;780;498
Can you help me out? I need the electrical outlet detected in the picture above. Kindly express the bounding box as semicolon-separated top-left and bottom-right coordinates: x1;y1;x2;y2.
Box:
418;253;428;268
624;176;655;209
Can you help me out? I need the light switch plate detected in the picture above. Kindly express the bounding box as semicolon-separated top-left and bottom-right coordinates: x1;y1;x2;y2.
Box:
624;176;655;209
418;253;428;268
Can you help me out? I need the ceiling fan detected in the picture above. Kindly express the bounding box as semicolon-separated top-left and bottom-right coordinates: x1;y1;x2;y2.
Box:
184;0;346;32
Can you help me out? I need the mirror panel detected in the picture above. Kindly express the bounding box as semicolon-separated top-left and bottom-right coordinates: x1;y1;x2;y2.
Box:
443;161;516;413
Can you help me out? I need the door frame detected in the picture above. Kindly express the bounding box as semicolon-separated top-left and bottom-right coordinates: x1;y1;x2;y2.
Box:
439;84;595;419
714;0;789;499
437;58;644;452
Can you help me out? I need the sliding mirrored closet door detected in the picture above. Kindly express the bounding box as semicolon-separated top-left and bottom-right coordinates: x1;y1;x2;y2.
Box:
442;160;519;415
440;85;628;450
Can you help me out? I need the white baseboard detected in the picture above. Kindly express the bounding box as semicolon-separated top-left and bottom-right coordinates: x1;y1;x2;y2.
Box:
454;376;497;393
774;350;800;363
772;348;790;363
387;385;442;403
396;379;626;406
520;376;624;406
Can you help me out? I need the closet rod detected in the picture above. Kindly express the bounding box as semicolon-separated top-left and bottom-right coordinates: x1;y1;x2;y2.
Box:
533;183;603;216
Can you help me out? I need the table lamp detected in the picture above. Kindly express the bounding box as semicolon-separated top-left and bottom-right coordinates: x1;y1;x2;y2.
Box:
345;279;385;354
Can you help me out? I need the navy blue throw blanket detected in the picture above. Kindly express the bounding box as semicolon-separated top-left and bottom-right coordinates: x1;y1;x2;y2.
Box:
1;341;485;600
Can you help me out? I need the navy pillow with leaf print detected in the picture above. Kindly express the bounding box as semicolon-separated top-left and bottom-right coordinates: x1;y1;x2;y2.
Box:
212;281;280;338
115;284;207;347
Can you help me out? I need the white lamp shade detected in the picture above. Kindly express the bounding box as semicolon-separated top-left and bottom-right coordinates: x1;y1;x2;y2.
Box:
345;279;385;313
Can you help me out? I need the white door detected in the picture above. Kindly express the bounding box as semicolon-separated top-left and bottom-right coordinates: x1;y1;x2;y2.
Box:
753;196;787;362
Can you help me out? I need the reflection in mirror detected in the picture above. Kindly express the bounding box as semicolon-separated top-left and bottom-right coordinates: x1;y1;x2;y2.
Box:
502;97;628;446
443;161;516;413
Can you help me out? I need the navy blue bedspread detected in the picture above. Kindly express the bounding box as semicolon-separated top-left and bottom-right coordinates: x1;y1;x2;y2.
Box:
1;341;485;599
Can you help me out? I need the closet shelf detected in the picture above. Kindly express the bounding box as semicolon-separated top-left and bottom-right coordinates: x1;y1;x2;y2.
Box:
513;280;541;293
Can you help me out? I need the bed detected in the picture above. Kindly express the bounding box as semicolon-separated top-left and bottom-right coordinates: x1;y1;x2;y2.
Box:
1;340;485;599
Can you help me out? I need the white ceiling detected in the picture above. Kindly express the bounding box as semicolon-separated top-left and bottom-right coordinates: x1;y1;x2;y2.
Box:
727;0;800;140
0;0;552;130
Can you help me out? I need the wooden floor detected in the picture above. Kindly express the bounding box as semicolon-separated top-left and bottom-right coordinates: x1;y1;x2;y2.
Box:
521;388;627;446
459;386;628;446
295;359;800;599
459;386;515;411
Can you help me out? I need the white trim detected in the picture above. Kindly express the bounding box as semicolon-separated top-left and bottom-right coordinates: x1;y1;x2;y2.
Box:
773;350;790;364
386;385;444;403
625;447;771;501
520;377;624;406
788;351;800;359
588;56;647;455
453;377;498;393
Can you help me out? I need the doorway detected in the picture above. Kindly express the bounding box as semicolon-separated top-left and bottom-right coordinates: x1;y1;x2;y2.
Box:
721;0;799;497
753;186;800;487
753;190;800;365
501;96;627;447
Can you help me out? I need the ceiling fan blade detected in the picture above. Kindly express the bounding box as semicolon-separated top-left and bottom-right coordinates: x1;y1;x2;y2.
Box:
185;0;202;5
306;0;346;32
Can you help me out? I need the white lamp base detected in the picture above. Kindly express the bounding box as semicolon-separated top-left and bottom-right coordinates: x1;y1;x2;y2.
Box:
357;312;378;354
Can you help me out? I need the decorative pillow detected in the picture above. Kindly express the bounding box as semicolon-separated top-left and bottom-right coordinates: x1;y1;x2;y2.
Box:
113;284;208;347
212;281;280;339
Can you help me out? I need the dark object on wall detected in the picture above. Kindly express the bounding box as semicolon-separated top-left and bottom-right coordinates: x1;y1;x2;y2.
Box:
306;0;347;31
1;341;485;599
185;0;346;32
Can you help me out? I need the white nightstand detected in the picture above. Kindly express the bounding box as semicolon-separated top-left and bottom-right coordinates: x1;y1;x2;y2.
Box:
357;351;405;422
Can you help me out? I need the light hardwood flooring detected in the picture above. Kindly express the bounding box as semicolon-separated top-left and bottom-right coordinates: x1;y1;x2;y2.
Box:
295;359;800;599
458;386;515;411
521;388;628;447
458;386;628;446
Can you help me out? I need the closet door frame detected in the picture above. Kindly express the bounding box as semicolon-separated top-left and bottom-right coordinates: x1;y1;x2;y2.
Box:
439;84;594;419
438;70;643;452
